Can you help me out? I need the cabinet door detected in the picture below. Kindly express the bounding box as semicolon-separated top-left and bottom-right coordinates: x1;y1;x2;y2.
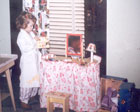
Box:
85;0;107;75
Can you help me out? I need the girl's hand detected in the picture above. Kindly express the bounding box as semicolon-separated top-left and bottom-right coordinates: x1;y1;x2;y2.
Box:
34;36;40;41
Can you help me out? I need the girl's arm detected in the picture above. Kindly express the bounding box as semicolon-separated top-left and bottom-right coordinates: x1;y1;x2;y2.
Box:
30;31;40;41
17;34;36;53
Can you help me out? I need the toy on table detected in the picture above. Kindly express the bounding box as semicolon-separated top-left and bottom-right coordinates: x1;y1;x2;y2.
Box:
36;32;50;55
42;54;55;61
37;36;49;48
86;43;96;63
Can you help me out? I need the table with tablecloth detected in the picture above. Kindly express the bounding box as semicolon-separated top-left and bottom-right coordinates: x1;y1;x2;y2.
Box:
39;59;101;112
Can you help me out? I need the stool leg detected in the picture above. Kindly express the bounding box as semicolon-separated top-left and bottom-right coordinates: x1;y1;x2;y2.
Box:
63;98;69;112
5;69;16;111
66;98;69;112
47;97;53;112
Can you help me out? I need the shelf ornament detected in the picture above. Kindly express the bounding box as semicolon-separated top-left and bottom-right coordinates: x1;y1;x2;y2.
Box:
86;43;96;63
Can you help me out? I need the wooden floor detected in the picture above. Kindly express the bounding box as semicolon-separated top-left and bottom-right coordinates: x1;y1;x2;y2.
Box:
0;76;75;112
1;92;75;112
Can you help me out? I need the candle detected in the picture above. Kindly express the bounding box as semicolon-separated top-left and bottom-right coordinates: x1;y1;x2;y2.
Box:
91;51;94;63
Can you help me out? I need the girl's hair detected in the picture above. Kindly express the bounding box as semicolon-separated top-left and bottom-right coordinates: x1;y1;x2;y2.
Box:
16;11;36;30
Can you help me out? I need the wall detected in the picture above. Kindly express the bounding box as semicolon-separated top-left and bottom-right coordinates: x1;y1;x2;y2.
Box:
0;0;11;54
107;0;140;88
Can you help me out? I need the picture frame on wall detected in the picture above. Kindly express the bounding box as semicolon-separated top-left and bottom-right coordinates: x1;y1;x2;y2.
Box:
66;34;83;58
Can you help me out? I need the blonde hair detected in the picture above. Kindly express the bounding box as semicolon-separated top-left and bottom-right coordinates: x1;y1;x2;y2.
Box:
16;11;36;30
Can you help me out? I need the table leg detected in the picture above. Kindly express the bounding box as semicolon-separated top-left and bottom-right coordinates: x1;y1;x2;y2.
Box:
0;92;2;112
5;69;16;111
66;98;69;112
63;98;69;112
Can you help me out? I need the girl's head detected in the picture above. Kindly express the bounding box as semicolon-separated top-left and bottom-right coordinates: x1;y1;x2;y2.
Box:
16;11;36;32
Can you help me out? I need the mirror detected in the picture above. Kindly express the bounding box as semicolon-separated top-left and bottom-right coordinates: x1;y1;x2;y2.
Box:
66;34;83;57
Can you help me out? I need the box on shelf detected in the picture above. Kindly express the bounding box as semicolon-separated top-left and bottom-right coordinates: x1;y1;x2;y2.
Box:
100;75;135;112
100;75;127;99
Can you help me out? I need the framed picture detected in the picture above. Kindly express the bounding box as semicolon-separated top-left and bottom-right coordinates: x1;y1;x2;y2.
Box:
66;34;83;57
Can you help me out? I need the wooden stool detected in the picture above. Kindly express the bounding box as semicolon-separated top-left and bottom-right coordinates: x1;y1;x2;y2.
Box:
46;91;71;112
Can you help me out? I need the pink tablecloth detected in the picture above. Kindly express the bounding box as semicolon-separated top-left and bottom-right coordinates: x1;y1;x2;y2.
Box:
40;60;101;112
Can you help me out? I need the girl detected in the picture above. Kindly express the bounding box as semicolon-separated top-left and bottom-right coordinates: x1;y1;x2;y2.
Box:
16;11;40;110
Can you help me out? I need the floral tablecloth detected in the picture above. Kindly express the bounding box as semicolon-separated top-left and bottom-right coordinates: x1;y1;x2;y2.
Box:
40;60;101;112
